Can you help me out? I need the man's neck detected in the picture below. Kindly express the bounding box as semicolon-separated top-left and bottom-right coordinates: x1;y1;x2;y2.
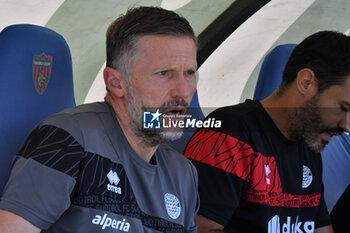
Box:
260;91;297;141
120;125;158;163
106;95;158;163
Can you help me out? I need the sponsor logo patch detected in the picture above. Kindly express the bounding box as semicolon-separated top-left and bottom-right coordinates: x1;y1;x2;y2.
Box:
92;213;130;231
268;215;314;233
107;170;121;194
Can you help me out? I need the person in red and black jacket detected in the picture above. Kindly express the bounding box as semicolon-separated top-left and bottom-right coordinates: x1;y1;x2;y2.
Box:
185;31;350;233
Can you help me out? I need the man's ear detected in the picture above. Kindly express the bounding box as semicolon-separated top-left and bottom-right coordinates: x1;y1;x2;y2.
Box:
296;68;318;98
103;67;126;97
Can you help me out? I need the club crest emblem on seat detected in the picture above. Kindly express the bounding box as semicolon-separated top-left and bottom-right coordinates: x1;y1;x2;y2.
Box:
32;53;53;94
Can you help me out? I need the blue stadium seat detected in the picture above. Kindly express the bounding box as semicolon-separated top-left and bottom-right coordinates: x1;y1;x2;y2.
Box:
0;24;75;195
253;44;297;100
253;44;350;225
322;133;350;212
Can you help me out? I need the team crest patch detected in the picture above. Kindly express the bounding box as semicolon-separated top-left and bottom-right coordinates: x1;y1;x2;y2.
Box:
164;193;181;219
32;53;53;94
302;165;313;188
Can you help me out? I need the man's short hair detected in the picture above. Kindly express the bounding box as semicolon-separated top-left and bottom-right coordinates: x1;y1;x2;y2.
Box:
279;31;350;93
106;6;197;77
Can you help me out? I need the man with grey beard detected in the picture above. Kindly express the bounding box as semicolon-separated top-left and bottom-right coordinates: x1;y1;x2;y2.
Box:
0;6;199;233
185;31;350;233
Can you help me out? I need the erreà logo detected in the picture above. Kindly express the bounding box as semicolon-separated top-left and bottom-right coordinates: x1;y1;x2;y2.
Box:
107;170;121;194
92;213;130;231
268;215;314;233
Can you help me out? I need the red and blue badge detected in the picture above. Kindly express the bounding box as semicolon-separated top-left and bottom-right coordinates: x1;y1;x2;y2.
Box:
32;53;52;94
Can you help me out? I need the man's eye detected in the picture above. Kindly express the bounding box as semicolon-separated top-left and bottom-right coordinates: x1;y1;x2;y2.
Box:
185;70;196;78
186;70;195;75
340;104;348;112
159;71;168;76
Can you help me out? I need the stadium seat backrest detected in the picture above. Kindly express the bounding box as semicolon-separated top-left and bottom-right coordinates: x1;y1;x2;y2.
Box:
322;133;350;213
253;43;297;100
0;24;75;195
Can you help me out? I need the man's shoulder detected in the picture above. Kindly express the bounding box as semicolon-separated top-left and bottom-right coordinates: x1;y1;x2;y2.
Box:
205;100;263;135
44;102;109;122
38;102;111;147
208;99;261;121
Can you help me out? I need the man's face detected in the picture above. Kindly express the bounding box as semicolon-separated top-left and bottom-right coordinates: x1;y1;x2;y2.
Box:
125;35;197;146
290;77;350;153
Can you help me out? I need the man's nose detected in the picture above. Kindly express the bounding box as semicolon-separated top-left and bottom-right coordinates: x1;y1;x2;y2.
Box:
170;72;196;100
339;112;350;133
